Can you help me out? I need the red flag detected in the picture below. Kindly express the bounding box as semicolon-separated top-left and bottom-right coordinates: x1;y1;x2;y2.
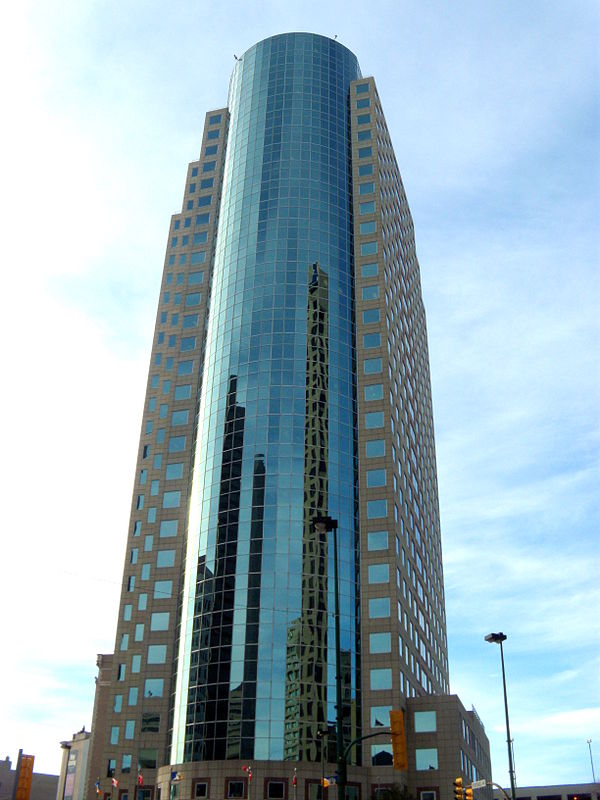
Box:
112;779;119;788
137;774;144;787
292;771;297;787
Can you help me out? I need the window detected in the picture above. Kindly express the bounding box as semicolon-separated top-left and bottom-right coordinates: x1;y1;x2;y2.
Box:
190;252;206;265
358;146;372;158
415;748;438;770
172;409;189;425
363;332;381;348
128;687;138;705
196;213;210;225
362;285;379;300
138;749;158;769
144;678;164;698
162;491;181;508
131;655;141;673
360;221;376;235
359;163;374;176
147;644;167;664
368;597;390;618
194;783;208;799
191;167;198;177
110;726;119;745
359;182;374;195
124;720;135;739
141;713;160;733
209;114;222;124
168;436;186;453
372;745;393;766
367;499;388;518
175;384;192;399
156;549;175;567
365;411;384;429
267;782;285;800
356;98;370;108
154;579;172;599
360;200;375;214
107;759;116;778
159;519;178;537
121;754;132;774
186;293;202;306
189;268;204;281
370;668;392;689
362;263;378;278
150;612;170;631
366;439;385;458
205;144;218;155
363;308;380;323
113;694;122;712
356;83;369;94
361;241;377;256
364;384;383;401
357;129;372;141
227;782;245;799
369;633;391;655
367;469;386;488
206;129;219;140
368;530;388;550
166;463;183;479
200;177;214;189
123;605;132;621
368;563;389;583
127;576;135;591
370;705;392;727
414;710;437;732
197;196;212;207
144;535;153;552
135;624;144;641
364;358;382;374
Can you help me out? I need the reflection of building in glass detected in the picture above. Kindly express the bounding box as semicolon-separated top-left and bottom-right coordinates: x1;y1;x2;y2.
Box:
86;30;472;800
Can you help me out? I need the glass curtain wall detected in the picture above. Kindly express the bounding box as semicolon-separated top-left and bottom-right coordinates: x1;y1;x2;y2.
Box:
172;33;362;764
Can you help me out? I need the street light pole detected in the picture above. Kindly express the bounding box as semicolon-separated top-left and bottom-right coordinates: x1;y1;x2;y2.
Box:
587;740;597;783
314;516;345;800
485;632;517;800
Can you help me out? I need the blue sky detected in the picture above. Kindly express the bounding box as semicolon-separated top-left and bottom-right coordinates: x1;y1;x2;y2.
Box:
0;0;598;787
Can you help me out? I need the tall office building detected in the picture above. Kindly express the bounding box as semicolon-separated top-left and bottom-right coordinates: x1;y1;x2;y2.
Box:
88;31;454;800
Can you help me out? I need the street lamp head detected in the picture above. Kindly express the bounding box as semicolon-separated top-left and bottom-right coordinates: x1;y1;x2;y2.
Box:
313;515;338;532
485;632;507;644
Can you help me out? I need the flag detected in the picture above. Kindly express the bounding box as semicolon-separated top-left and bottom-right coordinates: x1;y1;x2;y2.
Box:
322;779;330;788
292;770;297;787
137;773;144;787
171;772;182;783
112;778;119;788
95;779;101;796
242;766;252;782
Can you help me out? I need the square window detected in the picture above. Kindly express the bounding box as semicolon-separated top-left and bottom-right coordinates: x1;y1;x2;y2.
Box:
147;644;167;664
364;384;383;401
362;263;378;278
144;678;163;698
364;358;382;374
368;563;389;583
368;597;390;618
166;463;183;479
358;146;372;158
414;711;437;732
141;713;160;733
359;163;373;176
360;221;376;235
150;612;170;631
357;129;371;141
227;781;244;799
367;498;388;518
361;241;377;256
366;469;386;488
369;632;391;653
367;530;388;549
370;667;392;689
356;98;370;108
359;182;374;195
267;782;285;800
154;579;172;599
356;83;369;94
357;113;371;124
360;200;375;214
365;411;384;429
363;332;381;348
363;308;380;324
415;748;438;770
194;783;208;799
156;549;175;567
362;285;379;301
162;490;181;508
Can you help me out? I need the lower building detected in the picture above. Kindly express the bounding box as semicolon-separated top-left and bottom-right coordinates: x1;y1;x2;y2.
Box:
0;755;58;800
493;785;599;800
57;730;91;800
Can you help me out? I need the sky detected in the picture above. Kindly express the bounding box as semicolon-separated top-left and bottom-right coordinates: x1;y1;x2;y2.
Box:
0;0;598;789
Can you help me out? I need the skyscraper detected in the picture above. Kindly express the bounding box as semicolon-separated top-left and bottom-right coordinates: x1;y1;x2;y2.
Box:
87;31;452;800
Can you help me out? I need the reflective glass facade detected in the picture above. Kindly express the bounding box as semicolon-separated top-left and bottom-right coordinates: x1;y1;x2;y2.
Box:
172;32;362;764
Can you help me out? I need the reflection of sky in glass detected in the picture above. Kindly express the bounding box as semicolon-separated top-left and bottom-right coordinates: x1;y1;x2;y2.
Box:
172;33;362;763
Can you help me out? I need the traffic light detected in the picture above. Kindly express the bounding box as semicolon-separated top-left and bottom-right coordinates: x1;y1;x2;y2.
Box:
389;710;408;770
465;788;473;800
453;778;464;800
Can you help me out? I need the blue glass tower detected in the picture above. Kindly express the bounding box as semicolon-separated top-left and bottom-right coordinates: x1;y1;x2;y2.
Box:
89;32;450;800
